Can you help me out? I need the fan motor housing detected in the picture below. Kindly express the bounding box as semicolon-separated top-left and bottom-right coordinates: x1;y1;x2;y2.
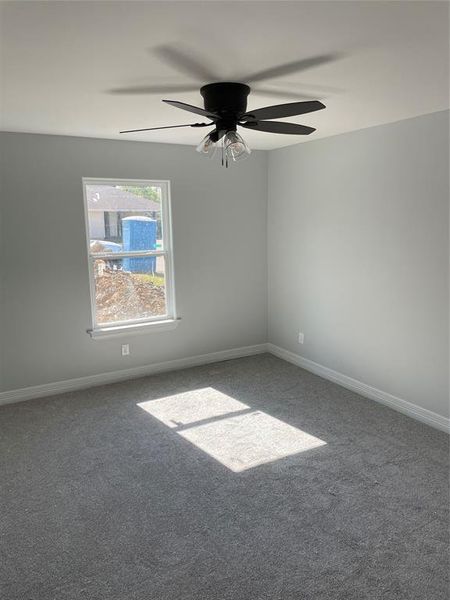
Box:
200;82;250;117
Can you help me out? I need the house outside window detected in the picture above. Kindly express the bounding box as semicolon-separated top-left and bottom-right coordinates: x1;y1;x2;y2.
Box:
83;178;177;336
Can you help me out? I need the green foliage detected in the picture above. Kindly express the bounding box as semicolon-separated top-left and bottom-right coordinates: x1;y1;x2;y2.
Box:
133;273;165;287
118;185;161;203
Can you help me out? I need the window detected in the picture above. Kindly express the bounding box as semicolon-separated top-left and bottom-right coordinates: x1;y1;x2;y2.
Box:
82;178;177;336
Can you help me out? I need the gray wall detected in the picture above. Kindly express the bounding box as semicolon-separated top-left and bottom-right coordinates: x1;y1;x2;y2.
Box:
0;133;267;391
268;110;449;418
2;114;448;422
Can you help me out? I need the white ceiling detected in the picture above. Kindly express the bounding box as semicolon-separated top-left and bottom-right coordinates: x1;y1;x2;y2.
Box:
0;1;448;150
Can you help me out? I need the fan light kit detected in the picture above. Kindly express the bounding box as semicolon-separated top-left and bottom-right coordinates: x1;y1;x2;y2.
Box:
196;129;251;165
120;82;326;167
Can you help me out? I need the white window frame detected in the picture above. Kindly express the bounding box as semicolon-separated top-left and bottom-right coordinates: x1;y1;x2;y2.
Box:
82;177;178;338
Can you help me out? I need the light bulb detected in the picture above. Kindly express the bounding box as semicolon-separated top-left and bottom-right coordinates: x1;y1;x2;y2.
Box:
196;133;217;158
224;131;251;162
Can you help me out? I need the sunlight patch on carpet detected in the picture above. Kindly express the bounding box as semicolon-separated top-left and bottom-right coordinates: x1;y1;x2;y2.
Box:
138;388;326;472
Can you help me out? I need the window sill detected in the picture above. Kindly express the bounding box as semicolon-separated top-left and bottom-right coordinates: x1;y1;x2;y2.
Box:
88;318;180;339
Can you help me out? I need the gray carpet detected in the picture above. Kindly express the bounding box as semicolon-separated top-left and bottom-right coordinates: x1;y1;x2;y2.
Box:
0;354;448;600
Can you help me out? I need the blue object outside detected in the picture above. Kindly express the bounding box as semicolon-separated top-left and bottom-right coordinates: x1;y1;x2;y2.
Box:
122;216;157;273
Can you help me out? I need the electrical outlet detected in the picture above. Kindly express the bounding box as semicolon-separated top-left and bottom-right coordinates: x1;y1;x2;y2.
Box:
298;332;304;344
121;344;130;356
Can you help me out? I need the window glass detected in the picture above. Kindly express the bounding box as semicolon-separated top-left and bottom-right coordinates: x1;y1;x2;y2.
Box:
93;256;167;325
86;184;163;253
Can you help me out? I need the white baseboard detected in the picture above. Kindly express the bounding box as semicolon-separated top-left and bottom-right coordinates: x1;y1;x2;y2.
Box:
267;343;450;434
2;341;448;434
0;344;268;407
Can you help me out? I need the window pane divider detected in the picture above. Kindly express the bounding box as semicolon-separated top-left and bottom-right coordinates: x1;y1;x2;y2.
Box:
89;250;166;260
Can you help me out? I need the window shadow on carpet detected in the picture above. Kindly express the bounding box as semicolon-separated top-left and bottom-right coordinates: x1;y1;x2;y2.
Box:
138;387;326;472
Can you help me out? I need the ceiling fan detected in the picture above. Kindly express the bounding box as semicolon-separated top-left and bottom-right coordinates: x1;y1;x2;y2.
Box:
120;83;325;166
118;48;334;166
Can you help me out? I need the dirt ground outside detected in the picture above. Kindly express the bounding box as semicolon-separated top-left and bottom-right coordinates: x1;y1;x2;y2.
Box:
95;263;166;324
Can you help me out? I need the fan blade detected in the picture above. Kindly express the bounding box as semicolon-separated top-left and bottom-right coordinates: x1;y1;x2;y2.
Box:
242;100;325;121
241;121;316;135
120;123;212;134
154;45;217;81
163;99;218;119
243;54;339;84
109;84;199;95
